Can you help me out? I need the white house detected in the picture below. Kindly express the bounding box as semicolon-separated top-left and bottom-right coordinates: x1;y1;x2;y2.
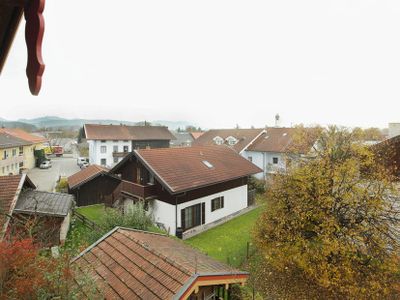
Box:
83;124;175;168
193;127;309;180
110;145;262;237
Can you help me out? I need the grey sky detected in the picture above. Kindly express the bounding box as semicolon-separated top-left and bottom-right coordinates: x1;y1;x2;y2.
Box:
1;0;399;129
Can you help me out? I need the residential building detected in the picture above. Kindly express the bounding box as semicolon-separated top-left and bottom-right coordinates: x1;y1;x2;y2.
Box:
0;174;74;245
0;128;47;170
389;123;400;139
193;127;312;180
110;145;261;237
73;227;249;300
372;135;400;179
83;124;175;168
67;165;120;207
170;131;194;147
0;132;29;176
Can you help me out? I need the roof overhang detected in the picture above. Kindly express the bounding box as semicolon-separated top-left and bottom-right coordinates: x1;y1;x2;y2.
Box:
0;0;45;95
174;272;249;300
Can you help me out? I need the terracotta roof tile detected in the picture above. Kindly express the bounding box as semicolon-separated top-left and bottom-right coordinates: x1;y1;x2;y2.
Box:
68;165;109;190
84;124;175;141
192;128;264;153
247;127;295;153
0;174;35;238
0;128;47;144
0;132;31;149
135;145;262;193
190;132;204;140
73;228;247;300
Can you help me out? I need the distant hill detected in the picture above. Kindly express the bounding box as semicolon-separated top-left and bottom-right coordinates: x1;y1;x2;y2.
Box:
0;121;37;132
9;116;197;131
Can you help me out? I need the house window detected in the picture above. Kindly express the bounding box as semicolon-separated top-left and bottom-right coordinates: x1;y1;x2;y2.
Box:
113;157;118;163
101;158;107;166
101;140;106;143
181;203;205;231
113;140;118;142
12;149;16;156
226;136;237;146
213;136;224;145
211;197;224;212
248;156;253;162
3;151;7;160
19;146;23;155
113;145;118;153
123;145;129;152
100;146;107;153
273;157;279;164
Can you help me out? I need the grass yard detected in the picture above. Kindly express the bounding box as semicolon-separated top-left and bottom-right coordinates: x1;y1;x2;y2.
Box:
185;206;264;267
75;204;107;223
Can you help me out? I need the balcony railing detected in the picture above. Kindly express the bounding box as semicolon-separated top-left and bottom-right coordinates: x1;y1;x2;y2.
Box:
120;180;157;199
112;152;129;158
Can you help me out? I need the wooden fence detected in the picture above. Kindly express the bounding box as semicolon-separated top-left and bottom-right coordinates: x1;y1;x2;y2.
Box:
73;210;104;233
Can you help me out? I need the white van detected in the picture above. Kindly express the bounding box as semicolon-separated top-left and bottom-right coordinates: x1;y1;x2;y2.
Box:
77;157;88;166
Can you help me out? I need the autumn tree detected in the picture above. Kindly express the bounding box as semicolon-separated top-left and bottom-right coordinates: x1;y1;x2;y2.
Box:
254;126;400;299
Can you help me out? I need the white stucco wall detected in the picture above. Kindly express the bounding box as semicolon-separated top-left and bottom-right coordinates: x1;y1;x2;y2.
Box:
148;185;248;236
242;151;286;179
88;140;132;167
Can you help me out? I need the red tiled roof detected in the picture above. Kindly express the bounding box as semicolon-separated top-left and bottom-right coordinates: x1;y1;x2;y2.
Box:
84;124;175;141
0;174;35;239
247;127;295;153
190;132;204;140
0;132;31;149
192;128;264;153
134;145;262;193
0;128;47;144
73;227;248;300
68;165;110;190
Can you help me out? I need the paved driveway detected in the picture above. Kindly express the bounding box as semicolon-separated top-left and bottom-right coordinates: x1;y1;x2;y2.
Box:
27;154;80;191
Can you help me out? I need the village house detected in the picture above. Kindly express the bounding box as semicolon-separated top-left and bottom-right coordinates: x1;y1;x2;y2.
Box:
0;128;47;170
0;132;29;176
170;131;194;147
109;145;261;237
73;227;249;300
83;124;175;168
193;127;305;180
67;164;120;207
0;174;74;245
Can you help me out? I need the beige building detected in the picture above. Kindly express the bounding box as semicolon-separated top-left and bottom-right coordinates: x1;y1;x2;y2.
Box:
0;128;47;172
0;133;29;176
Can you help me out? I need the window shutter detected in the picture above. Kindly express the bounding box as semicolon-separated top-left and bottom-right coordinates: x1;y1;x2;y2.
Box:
181;209;185;230
201;202;205;224
221;197;224;208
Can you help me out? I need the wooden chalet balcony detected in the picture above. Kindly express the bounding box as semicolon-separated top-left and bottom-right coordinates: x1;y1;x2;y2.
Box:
121;180;157;199
113;152;129;158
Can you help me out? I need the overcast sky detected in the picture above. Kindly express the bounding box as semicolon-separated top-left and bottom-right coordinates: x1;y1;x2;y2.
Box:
1;0;399;129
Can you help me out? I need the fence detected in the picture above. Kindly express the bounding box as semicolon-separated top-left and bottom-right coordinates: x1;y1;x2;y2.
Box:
73;210;104;233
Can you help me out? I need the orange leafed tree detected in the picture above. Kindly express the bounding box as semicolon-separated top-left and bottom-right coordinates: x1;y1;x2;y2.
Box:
254;126;400;299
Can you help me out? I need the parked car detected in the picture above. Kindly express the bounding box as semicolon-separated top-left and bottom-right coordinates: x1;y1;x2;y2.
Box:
39;160;52;169
77;157;88;166
80;161;89;169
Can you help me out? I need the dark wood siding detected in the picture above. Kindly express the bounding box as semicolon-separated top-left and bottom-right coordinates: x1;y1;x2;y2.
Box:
154;177;248;205
70;175;121;207
131;140;170;150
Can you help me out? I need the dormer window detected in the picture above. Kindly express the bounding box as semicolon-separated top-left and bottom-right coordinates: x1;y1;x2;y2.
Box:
213;136;224;145
226;136;237;146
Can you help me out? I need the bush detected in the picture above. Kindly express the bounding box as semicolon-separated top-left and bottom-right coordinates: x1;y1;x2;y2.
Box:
247;176;265;194
100;202;153;232
55;178;68;193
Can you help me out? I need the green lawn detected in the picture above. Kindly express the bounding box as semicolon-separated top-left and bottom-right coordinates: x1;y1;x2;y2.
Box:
75;204;107;223
185;206;263;267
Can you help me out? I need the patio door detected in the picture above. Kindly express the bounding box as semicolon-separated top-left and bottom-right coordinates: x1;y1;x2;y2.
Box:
181;202;205;231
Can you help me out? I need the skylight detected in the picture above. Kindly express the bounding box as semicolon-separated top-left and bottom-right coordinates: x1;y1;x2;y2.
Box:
283;133;288;136
202;160;214;168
